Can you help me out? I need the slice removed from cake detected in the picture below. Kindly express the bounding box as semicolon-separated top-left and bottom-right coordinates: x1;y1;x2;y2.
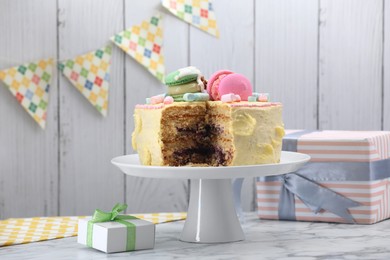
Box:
132;101;284;166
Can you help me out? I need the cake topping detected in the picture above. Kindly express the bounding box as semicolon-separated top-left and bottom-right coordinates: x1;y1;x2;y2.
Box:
183;92;210;102
207;70;233;100
221;93;241;103
163;66;209;102
146;93;166;104
207;70;253;101
258;93;269;102
163;96;174;104
165;66;201;86
170;94;185;102
145;67;268;105
150;95;165;104
248;92;270;102
167;81;201;95
248;96;257;102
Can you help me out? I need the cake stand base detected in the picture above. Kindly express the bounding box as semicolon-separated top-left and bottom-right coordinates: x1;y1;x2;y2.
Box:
111;152;311;244
180;179;245;243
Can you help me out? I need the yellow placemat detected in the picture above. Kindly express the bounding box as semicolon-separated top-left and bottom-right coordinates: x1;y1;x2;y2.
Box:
0;212;187;247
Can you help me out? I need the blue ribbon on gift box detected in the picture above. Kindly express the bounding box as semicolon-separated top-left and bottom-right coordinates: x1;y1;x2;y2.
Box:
259;158;390;223
272;173;361;223
264;130;390;223
233;130;390;223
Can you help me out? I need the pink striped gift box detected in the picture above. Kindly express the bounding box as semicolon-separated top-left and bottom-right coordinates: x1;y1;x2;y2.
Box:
256;130;390;224
291;130;390;162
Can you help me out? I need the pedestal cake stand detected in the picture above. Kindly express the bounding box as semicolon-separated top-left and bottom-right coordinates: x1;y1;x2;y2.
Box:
111;151;310;244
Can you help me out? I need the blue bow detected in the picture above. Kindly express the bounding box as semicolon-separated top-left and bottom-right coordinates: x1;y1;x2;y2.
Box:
279;173;361;223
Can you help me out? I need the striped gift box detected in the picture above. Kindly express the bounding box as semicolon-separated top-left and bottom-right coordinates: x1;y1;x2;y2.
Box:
295;130;390;162
256;130;390;224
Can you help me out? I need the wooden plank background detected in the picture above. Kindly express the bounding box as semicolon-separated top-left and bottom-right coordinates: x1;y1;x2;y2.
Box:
0;0;388;218
318;0;383;130
57;0;125;216
0;0;58;218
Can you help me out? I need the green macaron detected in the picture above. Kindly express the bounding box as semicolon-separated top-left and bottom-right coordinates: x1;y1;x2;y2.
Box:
165;66;200;86
170;94;186;102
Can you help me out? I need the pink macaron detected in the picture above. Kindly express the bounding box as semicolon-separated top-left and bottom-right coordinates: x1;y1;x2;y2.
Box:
207;70;253;101
207;70;233;100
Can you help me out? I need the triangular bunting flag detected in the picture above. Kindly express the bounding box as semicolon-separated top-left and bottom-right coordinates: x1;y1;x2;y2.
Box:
0;59;53;129
111;14;165;82
59;45;112;116
162;0;219;37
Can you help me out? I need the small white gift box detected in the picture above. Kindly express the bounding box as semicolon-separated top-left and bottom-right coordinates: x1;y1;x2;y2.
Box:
77;203;155;253
78;217;155;253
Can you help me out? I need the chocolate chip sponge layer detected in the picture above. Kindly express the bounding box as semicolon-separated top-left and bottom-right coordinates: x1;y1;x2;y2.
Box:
132;101;285;166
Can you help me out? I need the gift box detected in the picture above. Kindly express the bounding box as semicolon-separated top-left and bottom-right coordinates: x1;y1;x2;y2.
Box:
78;204;155;253
256;130;390;224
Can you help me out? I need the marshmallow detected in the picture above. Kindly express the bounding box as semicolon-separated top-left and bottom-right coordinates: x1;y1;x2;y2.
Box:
258;93;269;102
183;92;210;102
150;95;164;104
248;96;258;102
221;93;241;103
163;96;174;104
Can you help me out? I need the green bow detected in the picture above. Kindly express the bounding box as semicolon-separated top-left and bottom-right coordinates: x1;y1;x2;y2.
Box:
87;203;138;251
91;203;128;222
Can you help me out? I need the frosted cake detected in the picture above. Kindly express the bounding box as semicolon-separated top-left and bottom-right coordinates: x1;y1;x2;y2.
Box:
132;67;285;166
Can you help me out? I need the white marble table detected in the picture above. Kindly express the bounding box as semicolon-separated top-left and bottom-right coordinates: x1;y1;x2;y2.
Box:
1;213;390;260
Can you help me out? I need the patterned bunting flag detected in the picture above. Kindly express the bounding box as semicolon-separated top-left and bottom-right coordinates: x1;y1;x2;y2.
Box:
0;59;53;129
162;0;219;37
111;14;165;82
59;45;112;116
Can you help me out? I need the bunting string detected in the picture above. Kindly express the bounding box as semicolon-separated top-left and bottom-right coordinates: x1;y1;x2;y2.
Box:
0;1;219;129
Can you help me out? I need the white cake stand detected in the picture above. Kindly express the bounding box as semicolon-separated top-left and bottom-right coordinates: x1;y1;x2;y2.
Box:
111;151;310;244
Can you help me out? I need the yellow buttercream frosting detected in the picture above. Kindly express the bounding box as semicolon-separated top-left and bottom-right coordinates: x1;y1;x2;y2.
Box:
132;107;164;166
229;104;284;165
232;112;257;136
132;101;284;166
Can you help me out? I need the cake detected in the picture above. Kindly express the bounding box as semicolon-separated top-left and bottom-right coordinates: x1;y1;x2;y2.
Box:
132;67;285;166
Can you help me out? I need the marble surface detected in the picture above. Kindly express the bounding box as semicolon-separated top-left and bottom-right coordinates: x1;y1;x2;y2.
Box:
1;213;390;260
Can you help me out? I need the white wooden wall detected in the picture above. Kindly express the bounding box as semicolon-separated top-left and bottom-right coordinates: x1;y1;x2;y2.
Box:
0;0;389;218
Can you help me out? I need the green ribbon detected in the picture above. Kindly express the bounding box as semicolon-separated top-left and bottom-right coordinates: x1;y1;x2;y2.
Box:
86;203;138;251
